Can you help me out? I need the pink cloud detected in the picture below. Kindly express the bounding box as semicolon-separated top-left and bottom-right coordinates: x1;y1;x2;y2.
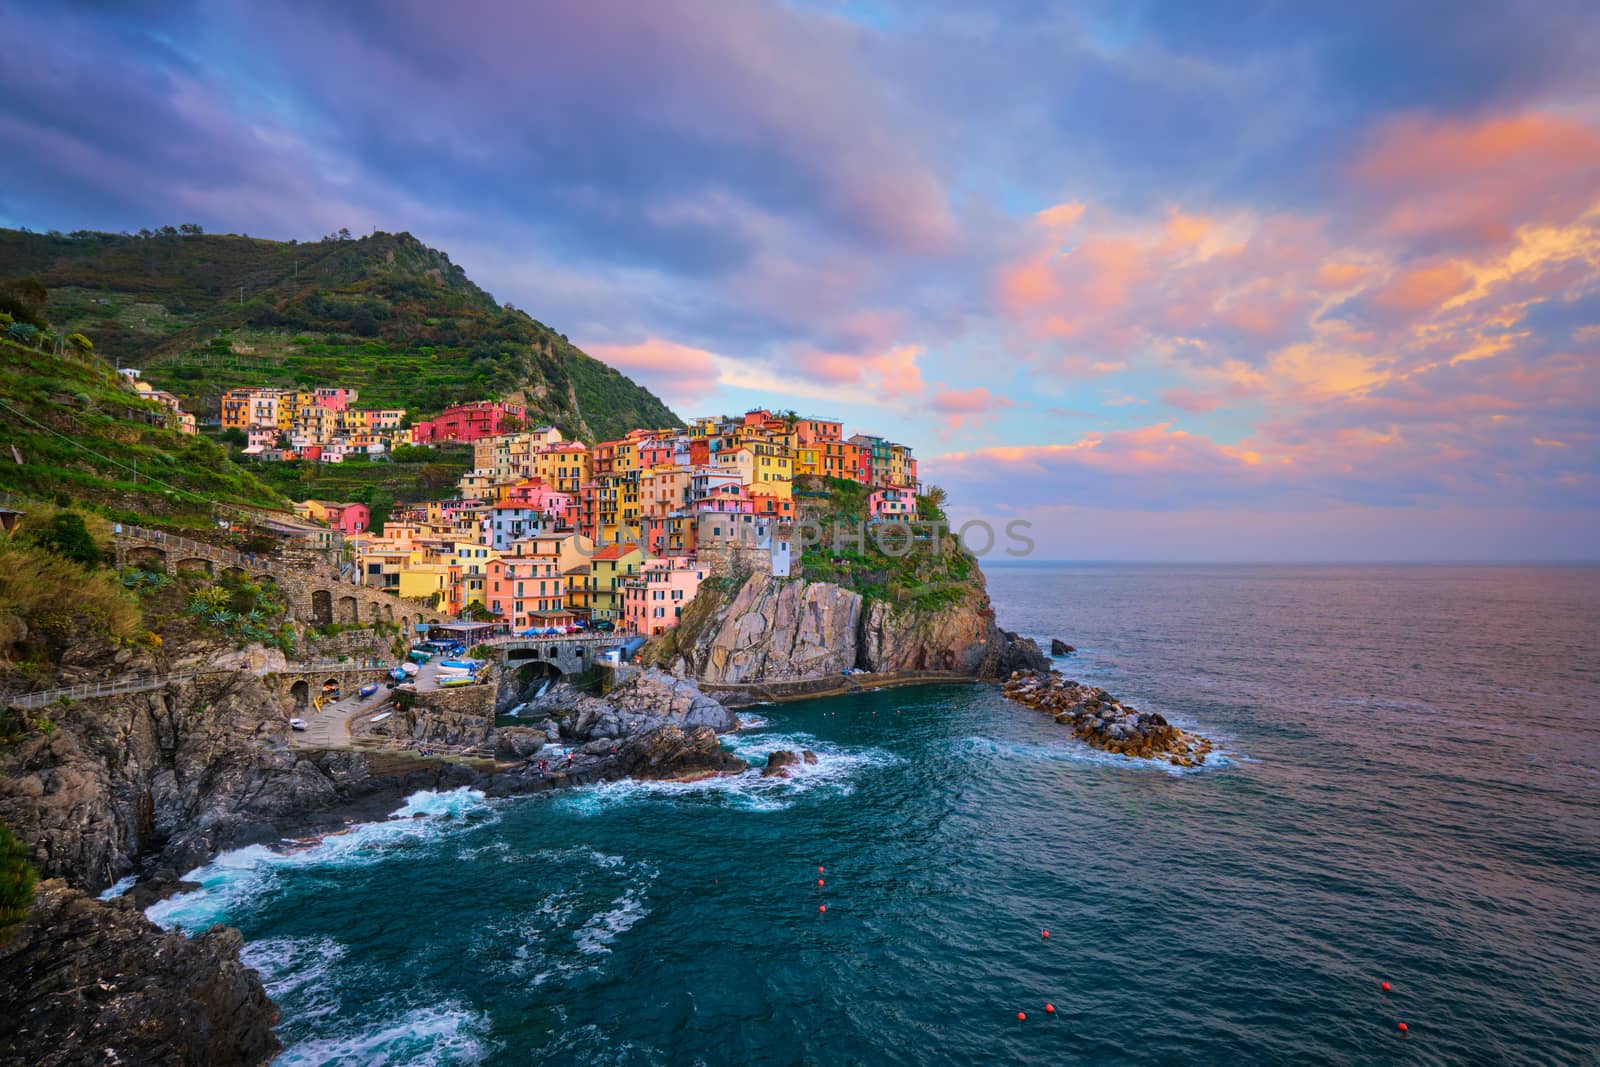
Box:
584;337;720;408
1348;111;1600;251
790;343;926;402
1369;261;1475;314
1161;387;1223;414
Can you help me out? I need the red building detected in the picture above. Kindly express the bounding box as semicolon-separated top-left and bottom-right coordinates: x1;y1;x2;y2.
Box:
411;400;526;444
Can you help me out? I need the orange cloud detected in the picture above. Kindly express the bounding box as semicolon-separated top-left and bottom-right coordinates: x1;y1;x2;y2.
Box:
1036;201;1086;230
1317;262;1375;289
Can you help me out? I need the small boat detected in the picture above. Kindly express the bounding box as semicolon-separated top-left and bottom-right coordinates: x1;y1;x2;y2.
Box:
436;675;477;688
401;662;420;677
358;682;380;699
439;659;480;670
289;717;308;731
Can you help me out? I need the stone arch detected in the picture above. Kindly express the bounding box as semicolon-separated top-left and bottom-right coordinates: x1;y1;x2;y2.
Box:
222;566;246;582
366;601;382;624
311;589;333;626
125;546;167;572
384;603;394;622
399;615;411;632
547;646;558;659
336;595;358;624
513;660;562;682
174;556;213;576
290;680;309;711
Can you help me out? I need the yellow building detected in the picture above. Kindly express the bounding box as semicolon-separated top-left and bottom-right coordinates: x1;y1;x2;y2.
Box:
530;444;592;494
749;441;793;499
793;444;822;477
588;543;644;623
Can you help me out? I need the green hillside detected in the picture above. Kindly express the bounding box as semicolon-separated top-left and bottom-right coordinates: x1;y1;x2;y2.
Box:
0;227;682;442
0;337;287;529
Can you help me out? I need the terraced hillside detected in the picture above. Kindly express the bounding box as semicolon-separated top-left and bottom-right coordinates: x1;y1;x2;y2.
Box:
0;227;681;442
0;338;286;529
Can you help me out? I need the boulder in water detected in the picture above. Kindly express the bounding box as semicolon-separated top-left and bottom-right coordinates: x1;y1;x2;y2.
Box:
762;749;800;778
1050;638;1076;656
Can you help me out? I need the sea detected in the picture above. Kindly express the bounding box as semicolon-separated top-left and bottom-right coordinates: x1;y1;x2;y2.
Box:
142;563;1600;1065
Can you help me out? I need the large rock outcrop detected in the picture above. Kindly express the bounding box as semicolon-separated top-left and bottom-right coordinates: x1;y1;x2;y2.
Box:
660;572;1045;685
0;881;280;1066
675;577;862;682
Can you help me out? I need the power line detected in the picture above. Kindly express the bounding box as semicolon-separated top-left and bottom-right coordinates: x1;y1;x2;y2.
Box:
0;394;265;522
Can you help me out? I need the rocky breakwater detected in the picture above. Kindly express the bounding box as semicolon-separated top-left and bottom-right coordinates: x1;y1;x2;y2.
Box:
0;880;280;1066
1002;669;1215;767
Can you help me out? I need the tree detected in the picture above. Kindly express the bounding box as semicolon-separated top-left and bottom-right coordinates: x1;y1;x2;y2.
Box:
5;322;37;345
0;276;48;327
0;823;37;939
65;332;93;355
178;223;203;235
29;512;105;567
461;600;499;621
219;427;247;448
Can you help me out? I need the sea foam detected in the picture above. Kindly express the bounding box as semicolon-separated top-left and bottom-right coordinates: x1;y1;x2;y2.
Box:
553;730;899;815
274;1000;497;1067
145;787;493;932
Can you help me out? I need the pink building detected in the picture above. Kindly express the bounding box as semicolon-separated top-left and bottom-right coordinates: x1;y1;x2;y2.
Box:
313;387;358;412
637;438;675;469
624;556;710;636
411;400;527;444
692;482;754;514
322;502;371;534
505;480;576;528
869;488;913;521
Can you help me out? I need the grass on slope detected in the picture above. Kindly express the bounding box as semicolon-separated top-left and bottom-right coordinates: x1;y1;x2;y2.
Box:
797;476;972;611
0;338;286;529
239;447;472;528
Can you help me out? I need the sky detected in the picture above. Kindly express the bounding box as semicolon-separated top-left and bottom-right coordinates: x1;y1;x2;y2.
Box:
1;0;1597;560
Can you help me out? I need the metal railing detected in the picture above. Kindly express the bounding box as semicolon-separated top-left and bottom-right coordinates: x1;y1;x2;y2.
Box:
117;524;280;576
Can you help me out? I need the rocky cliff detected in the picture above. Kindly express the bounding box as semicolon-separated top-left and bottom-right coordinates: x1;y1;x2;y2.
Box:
654;569;1044;685
0;673;388;889
0;880;279;1066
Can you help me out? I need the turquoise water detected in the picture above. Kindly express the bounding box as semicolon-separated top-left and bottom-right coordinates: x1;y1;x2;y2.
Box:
148;564;1600;1064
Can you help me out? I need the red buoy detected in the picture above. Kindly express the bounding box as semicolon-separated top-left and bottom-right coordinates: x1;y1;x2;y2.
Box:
1017;1012;1027;1021
1397;1022;1408;1033
818;878;825;886
819;904;826;913
1041;930;1050;939
1045;1003;1055;1014
818;866;825;874
1381;981;1391;992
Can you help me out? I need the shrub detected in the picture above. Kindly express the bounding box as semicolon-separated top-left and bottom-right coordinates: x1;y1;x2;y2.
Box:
0;824;37;939
27;511;106;567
